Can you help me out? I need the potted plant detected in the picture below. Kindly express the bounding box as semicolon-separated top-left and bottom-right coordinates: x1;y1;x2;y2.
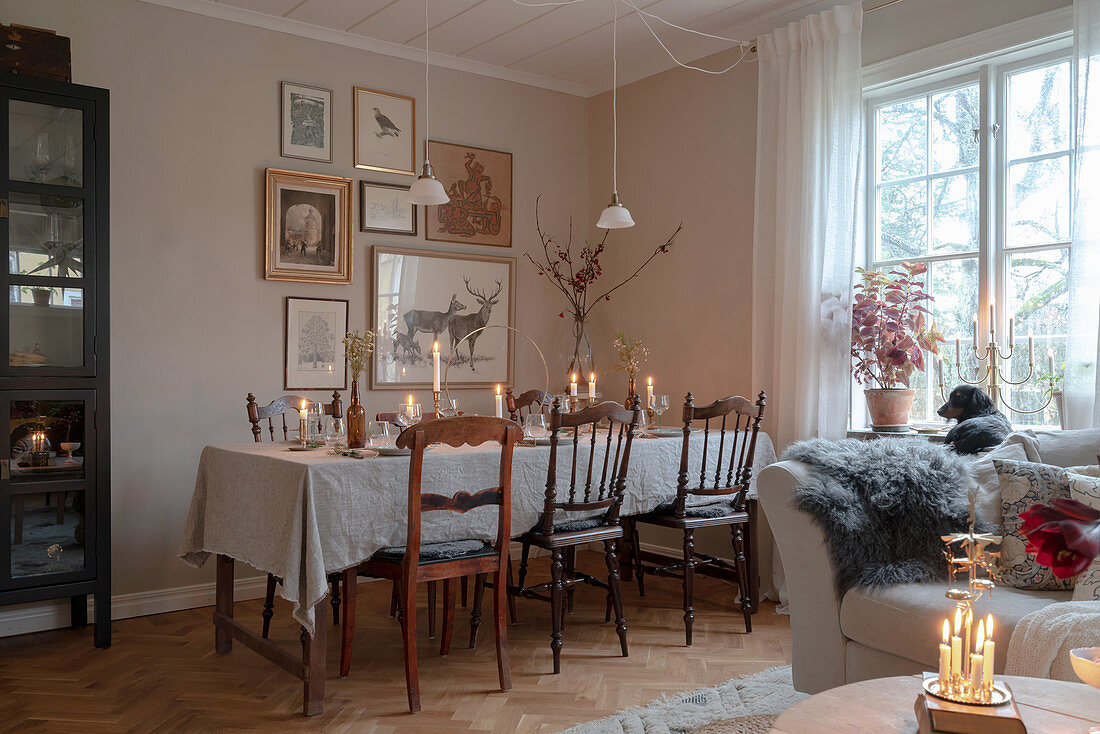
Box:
851;262;944;430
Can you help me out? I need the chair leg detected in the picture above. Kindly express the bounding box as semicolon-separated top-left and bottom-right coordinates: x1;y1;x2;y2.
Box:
732;524;753;633
604;539;628;657
440;578;456;656
517;542;531;592
549;548;565;674
427;580;437;639
400;578;421;713
330;575;341;625
631;520;646;597
469;573;486;649
506;560;518;625
564;546;576;613
492;567;512;692
620;520;634;583
261;574;277;639
339;568;357;677
461;575;469;608
389;580;399;618
683;529;696;646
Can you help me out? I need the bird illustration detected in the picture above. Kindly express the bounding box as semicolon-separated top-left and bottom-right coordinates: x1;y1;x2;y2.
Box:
373;107;401;138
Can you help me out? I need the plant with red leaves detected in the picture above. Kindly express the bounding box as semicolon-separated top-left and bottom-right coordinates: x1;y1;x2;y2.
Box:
851;261;945;389
1018;497;1100;579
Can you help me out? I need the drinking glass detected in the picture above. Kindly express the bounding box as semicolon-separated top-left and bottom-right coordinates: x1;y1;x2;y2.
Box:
326;415;345;445
60;442;80;464
523;414;548;440
308;403;324;442
29;132;50;182
368;421;394;448
403;403;422;424
439;398;459;418
653;394;670;430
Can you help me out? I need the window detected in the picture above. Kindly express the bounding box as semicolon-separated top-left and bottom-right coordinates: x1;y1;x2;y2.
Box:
867;48;1074;427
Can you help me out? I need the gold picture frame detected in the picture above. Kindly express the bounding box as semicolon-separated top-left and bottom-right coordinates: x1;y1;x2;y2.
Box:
353;87;416;176
265;168;353;284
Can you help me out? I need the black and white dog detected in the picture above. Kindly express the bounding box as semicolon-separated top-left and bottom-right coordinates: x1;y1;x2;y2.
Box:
937;385;1012;455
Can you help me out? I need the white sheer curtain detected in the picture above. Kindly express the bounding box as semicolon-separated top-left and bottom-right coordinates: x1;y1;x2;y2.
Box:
1066;0;1100;429
752;2;864;451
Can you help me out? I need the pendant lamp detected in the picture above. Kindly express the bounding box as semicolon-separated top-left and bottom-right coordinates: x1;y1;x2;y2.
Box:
597;0;633;229
407;0;449;206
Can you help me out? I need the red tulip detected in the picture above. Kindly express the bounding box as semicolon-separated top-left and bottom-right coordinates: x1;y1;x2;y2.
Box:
1019;499;1100;579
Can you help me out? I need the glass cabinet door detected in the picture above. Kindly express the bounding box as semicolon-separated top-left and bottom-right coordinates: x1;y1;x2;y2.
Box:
3;94;95;376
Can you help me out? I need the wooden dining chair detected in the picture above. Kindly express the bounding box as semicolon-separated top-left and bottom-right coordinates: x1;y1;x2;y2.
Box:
623;391;766;644
245;391;344;638
505;388;551;423
340;416;518;713
507;397;641;674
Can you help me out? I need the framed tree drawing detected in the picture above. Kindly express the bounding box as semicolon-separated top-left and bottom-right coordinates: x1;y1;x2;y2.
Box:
280;81;333;162
285;297;349;390
353;87;415;176
360;181;416;235
371;246;515;390
425;141;513;248
265;168;353;284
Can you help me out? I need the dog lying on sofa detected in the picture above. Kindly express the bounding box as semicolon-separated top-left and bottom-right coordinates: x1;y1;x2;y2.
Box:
937;385;1012;454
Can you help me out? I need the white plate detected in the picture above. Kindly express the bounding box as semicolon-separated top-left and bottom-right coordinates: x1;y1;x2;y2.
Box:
646;428;683;438
373;446;411;456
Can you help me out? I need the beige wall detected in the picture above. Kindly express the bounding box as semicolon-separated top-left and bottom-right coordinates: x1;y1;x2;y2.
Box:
0;0;586;612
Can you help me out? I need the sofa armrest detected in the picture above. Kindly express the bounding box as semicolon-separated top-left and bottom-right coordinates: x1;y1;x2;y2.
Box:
757;460;846;693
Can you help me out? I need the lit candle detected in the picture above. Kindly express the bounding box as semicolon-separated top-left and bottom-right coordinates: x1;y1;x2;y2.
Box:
298;400;309;446
951;608;963;680
432;341;441;393
647;376;654;408
1048;348;1055;375
494;384;503;418
589;372;597;400
939;619;952;686
970;620;985;693
407;394;414;408
983;615;995;690
299;399;309;419
570;373;578;397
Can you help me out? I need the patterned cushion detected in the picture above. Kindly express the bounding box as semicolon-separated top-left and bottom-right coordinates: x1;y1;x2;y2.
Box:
553;517;606;533
375;539;492;563
1069;466;1100;601
995;459;1100;591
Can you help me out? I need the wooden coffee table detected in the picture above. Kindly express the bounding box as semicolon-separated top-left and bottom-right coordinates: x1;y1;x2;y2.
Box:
770;674;1100;733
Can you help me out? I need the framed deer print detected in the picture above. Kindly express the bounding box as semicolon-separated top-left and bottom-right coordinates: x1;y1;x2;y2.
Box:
371;246;515;390
424;140;512;248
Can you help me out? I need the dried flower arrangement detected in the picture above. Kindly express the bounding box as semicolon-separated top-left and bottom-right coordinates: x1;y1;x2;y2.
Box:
610;331;649;380
343;330;375;382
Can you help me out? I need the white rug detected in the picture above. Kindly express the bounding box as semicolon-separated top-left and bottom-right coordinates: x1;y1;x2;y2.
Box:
557;666;806;734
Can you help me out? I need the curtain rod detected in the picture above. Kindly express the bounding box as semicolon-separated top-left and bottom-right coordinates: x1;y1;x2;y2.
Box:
749;0;904;53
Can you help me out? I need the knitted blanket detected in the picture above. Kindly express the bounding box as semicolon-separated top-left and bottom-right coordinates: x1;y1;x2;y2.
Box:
1005;601;1100;681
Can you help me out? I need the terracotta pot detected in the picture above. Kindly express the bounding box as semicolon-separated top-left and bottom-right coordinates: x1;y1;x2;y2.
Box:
31;288;51;306
864;388;915;430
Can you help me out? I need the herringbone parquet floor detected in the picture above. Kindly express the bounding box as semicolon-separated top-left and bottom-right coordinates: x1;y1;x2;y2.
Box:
0;552;791;733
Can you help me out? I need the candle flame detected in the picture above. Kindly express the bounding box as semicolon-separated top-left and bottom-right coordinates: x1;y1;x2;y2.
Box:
648;376;653;386
571;373;577;383
301;399;307;410
986;614;994;640
954;608;962;636
407;394;413;406
433;341;439;352
975;620;985;652
942;619;949;644
495;384;501;396
589;372;595;382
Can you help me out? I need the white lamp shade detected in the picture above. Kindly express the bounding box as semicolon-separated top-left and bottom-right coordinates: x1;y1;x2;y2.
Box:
596;202;635;229
407;175;449;206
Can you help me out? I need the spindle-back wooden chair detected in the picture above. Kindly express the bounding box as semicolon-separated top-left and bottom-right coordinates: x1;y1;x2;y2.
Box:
623;391;766;644
342;416;518;712
507;397;641;673
245;391;344;638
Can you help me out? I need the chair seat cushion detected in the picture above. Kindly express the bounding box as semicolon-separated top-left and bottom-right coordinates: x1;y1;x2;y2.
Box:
840;582;1071;669
374;539;494;564
553;517;606;533
654;500;739;518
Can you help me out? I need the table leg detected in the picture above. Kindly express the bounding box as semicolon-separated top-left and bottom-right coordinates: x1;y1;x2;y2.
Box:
215;554;234;653
303;598;327;717
70;594;88;628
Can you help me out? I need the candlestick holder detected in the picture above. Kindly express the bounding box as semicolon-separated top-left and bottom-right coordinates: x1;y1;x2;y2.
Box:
433;390;441;416
298;416;308;448
940;321;1057;416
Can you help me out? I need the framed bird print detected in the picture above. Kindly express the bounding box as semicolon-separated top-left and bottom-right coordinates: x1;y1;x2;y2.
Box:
281;81;333;162
424;141;513;248
353;87;415;176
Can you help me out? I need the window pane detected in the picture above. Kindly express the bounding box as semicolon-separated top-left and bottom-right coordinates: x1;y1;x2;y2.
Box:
9;285;84;367
932;172;979;253
878;97;927;181
1008;156;1070;246
878;181;927;259
931;85;979;172
1008;61;1071;159
9;100;83;187
8;192;83;278
1007;248;1068;426
929;257;979;341
11;490;87;578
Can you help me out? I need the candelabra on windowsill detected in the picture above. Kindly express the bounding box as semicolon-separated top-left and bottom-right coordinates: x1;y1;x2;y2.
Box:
938;306;1058;416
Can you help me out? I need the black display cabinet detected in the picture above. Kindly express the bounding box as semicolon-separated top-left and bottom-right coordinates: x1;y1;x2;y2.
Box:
0;72;110;647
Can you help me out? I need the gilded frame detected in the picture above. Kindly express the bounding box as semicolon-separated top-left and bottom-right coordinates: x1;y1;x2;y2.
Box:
265;168;353;284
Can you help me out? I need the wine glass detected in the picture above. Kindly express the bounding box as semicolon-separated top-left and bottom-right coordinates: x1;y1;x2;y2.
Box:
309;403;324;442
368;421;393;448
403;403;422;424
59;442;80;464
523;414;548;440
653;394;670;430
29;132;51;182
439;398;459;418
326;415;345;445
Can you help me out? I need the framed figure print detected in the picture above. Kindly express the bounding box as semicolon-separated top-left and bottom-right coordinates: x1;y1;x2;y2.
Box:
425;140;512;248
281;82;333;162
265;168;353;284
360;181;416;235
285;297;348;390
371;246;515;390
353;87;415;176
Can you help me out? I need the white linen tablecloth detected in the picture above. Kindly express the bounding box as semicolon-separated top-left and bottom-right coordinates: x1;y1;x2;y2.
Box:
179;432;777;634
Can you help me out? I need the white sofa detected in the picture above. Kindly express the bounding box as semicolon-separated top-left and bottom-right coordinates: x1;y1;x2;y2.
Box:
758;428;1100;694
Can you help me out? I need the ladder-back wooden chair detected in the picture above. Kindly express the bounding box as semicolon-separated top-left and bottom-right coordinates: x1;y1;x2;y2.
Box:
623;391;766;644
341;416;518;712
245;391;344;638
508;397;641;673
506;388;551;423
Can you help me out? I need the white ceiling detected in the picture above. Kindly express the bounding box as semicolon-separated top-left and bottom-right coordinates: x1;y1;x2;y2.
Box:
144;0;838;96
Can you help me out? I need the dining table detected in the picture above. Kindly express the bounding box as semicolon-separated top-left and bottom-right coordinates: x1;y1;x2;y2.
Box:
179;429;778;715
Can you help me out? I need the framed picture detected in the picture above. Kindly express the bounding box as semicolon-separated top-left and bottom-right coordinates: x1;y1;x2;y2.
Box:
425;140;513;248
360;181;416;236
265;168;353;284
285;297;349;390
371;246;515;390
353;87;415;176
280;81;333;163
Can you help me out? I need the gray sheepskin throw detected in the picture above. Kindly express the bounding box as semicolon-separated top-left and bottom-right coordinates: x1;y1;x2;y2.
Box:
782;438;975;594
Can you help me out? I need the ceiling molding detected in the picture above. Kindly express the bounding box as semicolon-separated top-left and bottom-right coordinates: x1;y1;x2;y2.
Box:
136;0;593;97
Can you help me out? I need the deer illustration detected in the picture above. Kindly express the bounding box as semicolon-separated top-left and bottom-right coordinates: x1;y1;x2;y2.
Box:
403;293;466;347
448;278;503;370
